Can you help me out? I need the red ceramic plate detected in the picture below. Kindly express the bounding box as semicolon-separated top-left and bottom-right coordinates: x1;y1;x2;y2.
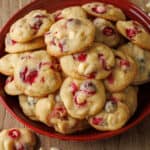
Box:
0;0;150;141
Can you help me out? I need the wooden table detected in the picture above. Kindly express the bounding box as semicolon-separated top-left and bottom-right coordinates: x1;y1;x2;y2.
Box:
0;0;150;149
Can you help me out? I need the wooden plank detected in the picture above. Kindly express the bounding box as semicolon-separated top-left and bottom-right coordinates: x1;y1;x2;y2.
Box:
0;0;150;149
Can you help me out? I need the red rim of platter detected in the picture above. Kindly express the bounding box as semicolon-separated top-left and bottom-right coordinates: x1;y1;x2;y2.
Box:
0;0;150;141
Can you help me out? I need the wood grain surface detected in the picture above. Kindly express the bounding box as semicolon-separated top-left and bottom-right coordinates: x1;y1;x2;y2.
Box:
0;0;150;150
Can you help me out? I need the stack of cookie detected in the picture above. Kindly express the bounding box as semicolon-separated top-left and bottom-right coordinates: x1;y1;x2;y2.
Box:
0;2;150;134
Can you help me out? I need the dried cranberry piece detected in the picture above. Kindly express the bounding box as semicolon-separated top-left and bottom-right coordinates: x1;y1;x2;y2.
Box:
80;81;96;95
11;39;17;45
54;11;63;21
73;53;87;62
50;38;57;46
92;6;106;14
20;67;38;85
119;59;130;68
102;26;114;36
126;28;139;39
40;77;45;83
30;15;44;31
5;76;14;85
98;53;111;71
51;106;67;118
20;67;28;82
8;129;20;139
25;70;38;85
106;73;114;84
109;96;118;103
58;42;64;52
34;14;47;19
92;117;103;125
85;72;96;79
70;82;78;95
39;61;61;72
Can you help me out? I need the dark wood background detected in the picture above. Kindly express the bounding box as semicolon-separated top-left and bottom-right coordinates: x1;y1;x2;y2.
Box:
0;0;150;149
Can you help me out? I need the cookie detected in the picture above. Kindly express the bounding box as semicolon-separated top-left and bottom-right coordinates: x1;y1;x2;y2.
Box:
35;94;55;125
116;20;150;50
60;43;115;80
93;18;121;47
48;95;89;134
104;51;137;92
9;10;54;42
88;92;130;131
19;95;39;120
82;2;126;21
52;6;87;22
4;76;23;96
5;33;45;53
118;42;150;84
122;86;138;117
14;50;62;97
45;18;95;57
0;128;36;150
0;53;20;76
60;77;106;119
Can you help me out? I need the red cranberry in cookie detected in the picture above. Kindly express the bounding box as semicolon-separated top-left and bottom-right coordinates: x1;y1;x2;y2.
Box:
8;129;20;139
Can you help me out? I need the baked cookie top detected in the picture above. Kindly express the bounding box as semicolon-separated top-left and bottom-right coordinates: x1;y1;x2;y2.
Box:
82;2;126;21
88;92;130;131
19;95;39;121
116;20;150;50
14;50;62;97
45;18;95;56
104;51;137;92
4;76;23;96
5;33;45;53
52;6;87;22
93;18;121;47
0;53;21;76
9;10;54;42
60;43;115;80
35;94;55;125
60;77;106;119
48;94;89;134
118;42;150;84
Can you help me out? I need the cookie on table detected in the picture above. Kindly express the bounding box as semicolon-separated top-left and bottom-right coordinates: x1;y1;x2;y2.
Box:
82;2;126;21
0;128;36;150
52;6;87;22
0;53;21;76
60;43;115;80
48;94;89;134
45;18;95;57
19;95;39;121
116;20;150;50
88;92;130;131
104;51;137;92
35;94;55;125
93;18;121;47
60;77;106;119
118;42;150;84
14;50;62;97
9;10;54;42
4;76;23;96
5;33;45;53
